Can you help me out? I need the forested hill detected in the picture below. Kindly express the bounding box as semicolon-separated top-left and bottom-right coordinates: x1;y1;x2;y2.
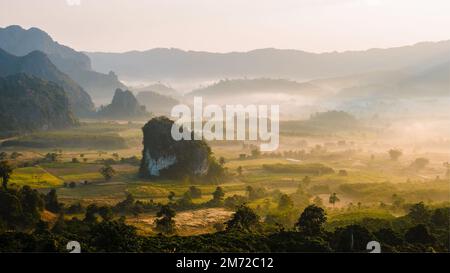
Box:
0;74;77;136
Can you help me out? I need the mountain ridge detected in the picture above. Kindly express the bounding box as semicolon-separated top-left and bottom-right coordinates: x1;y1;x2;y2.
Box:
0;48;95;116
0;25;127;102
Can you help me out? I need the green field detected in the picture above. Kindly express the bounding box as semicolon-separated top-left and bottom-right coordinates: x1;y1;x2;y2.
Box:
1;121;449;236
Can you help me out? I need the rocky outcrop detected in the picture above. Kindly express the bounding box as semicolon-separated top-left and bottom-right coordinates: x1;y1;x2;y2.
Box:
0;74;77;136
97;88;149;119
139;117;211;178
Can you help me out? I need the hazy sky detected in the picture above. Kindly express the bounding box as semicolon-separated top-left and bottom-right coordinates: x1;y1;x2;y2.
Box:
1;0;449;53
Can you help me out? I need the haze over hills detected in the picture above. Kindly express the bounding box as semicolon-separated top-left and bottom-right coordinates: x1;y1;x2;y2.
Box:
0;48;94;116
0;74;77;136
0;25;127;103
86;41;450;83
136;91;179;116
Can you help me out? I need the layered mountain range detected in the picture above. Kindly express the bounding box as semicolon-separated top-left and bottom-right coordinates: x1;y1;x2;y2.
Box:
0;25;126;102
0;48;94;116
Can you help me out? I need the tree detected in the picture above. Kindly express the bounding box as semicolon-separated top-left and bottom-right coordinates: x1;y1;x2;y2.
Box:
177;192;193;208
388;149;403;161
444;162;450;178
278;194;294;210
45;189;61;213
168;191;176;202
219;157;226;166
45;153;60;162
246;186;267;200
301;176;311;186
329;193;340;207
212;186;225;204
0;161;14;190
410;158;429;170
84;204;99;223
90;219;140;252
206;159;225;183
10;152;22;160
0;190;23;228
405;224;435;245
154;205;176;234
98;206;114;221
408;202;430;224
225;205;260;232
295;205;327;236
431;208;449;227
251;148;261;158
333;225;374;252
374;228;403;246
236;166;243;176
189;186;202;199
313;196;324;207
99;164;116;181
19;186;44;225
391;194;405;209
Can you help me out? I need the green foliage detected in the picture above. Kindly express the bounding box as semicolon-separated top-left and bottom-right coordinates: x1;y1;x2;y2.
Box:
99;164;116;181
188;186;202;199
388;149;403;161
0;74;78;135
0;161;14;189
295;205;327;236
155;205;176;234
407;202;430;224
226;205;260;232
45;189;62;213
89;219;140;252
405;224;435;245
332;224;375;252
211;187;225;205
278;194;294;210
410;158;430;170
328;193;340;206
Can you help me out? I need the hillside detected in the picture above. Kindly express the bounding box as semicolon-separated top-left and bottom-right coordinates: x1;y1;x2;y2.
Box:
0;48;94;116
0;74;77;136
188;78;325;98
97;88;149;119
0;25;127;102
136;91;179;115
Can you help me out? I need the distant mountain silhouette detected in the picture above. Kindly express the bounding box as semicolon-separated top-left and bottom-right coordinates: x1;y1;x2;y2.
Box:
97;89;149;119
188;78;326;98
132;83;179;97
86;41;450;82
0;25;127;102
0;48;94;116
136;91;179;115
0;74;77;136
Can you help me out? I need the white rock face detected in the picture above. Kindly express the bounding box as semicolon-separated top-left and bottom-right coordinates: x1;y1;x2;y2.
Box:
144;150;177;176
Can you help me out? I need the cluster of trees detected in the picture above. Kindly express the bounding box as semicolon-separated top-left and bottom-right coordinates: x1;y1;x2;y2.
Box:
2;193;447;252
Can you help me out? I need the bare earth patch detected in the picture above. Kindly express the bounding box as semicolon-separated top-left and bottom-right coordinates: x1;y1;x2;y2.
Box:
128;208;234;236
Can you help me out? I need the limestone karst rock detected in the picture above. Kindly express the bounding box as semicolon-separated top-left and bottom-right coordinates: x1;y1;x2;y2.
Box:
139;116;211;178
97;88;148;119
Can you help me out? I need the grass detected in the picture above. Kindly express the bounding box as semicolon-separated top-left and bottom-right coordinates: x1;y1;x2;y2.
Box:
9;166;63;188
2;119;449;236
